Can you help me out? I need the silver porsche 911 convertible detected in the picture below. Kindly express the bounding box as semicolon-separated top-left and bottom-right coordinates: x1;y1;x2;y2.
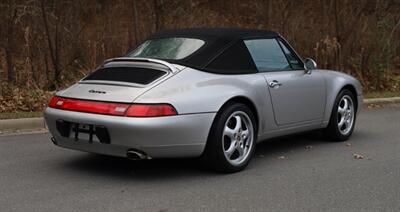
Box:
44;28;362;172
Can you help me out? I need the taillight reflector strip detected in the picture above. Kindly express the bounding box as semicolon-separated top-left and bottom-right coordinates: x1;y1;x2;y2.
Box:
48;96;177;117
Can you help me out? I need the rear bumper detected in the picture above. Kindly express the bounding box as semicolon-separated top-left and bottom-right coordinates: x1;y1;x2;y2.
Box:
44;107;216;158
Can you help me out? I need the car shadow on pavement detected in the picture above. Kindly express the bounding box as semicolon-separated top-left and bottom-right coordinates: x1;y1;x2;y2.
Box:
60;130;362;179
62;153;214;180
255;131;327;156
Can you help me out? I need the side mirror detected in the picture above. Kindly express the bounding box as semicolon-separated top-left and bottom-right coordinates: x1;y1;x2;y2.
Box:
304;58;317;74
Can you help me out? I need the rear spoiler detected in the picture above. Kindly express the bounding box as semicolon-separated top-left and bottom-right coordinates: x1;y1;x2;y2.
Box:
103;57;179;73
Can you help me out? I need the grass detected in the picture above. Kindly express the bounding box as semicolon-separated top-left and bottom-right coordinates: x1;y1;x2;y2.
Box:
0;111;43;120
364;91;400;98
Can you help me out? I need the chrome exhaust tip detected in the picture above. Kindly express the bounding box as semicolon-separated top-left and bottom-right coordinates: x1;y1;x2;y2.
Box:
126;149;149;160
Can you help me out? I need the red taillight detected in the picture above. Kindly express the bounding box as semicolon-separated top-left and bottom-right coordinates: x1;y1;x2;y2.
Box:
48;96;177;117
125;104;177;117
48;96;61;108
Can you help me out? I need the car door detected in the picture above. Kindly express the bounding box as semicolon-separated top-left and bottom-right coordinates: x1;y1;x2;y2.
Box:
244;38;326;126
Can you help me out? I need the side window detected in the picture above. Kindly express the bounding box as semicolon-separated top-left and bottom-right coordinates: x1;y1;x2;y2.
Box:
244;39;291;72
278;39;304;70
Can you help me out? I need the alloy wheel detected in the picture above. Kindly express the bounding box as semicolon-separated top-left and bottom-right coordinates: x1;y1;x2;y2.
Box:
222;111;254;166
337;95;355;135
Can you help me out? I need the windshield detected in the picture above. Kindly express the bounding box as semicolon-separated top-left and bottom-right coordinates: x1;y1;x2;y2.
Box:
128;38;205;60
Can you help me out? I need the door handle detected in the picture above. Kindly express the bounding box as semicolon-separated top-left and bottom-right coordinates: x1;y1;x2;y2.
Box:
269;80;282;88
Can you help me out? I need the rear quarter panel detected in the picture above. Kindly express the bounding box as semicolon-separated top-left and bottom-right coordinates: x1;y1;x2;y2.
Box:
133;67;277;135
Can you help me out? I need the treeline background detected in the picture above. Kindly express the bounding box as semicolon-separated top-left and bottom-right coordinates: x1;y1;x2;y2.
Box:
0;0;399;112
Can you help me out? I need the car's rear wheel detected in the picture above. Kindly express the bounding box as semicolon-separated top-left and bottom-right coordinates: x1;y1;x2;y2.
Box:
202;102;257;173
325;89;356;141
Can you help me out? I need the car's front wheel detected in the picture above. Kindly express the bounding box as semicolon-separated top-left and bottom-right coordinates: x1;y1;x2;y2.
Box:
325;89;357;141
202;102;257;173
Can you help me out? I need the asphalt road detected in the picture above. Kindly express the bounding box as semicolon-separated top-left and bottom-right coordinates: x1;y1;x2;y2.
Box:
1;105;399;212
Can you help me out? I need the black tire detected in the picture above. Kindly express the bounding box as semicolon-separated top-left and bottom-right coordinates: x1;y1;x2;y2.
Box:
201;102;257;173
325;89;357;141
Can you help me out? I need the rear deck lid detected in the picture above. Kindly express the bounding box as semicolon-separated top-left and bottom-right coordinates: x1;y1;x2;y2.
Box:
57;58;180;103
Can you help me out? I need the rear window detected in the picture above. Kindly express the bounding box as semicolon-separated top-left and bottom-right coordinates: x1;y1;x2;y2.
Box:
128;38;205;60
83;67;166;85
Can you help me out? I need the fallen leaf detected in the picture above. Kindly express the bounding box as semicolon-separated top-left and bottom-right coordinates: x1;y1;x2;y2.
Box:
345;142;352;147
353;154;364;159
277;156;286;160
367;103;382;109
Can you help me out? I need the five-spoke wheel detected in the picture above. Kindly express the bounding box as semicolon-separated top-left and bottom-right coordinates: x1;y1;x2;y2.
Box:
222;111;254;166
202;102;257;173
337;95;355;135
325;89;357;141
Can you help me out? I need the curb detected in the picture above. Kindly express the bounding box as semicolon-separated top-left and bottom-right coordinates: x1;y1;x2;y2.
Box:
0;96;399;134
0;118;47;134
363;97;400;104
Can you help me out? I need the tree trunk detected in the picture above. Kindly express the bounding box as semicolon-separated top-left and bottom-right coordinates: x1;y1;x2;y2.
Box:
5;7;18;85
265;0;271;28
132;0;140;45
333;0;341;70
54;21;60;82
40;0;60;86
154;0;163;31
5;46;14;84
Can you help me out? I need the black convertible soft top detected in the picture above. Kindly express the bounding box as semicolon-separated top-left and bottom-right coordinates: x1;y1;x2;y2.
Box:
136;28;281;74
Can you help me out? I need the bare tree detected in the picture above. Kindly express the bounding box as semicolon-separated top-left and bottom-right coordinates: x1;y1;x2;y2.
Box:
154;0;164;31
3;1;18;84
0;0;399;94
132;0;140;45
40;0;61;86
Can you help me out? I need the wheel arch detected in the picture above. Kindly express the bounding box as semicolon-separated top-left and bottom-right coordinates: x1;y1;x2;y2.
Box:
201;95;260;169
218;96;260;132
324;83;359;126
322;70;362;125
341;84;358;111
